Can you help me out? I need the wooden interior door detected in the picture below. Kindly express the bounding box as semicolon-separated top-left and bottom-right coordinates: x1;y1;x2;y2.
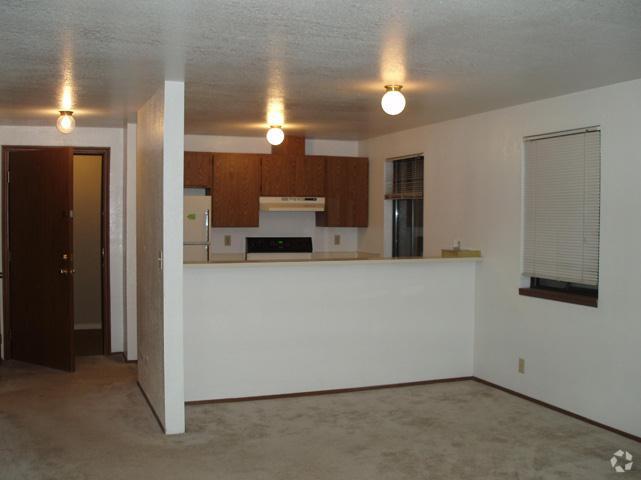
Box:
8;147;75;371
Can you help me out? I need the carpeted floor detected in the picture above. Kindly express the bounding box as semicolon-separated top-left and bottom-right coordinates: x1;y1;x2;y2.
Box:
0;356;638;479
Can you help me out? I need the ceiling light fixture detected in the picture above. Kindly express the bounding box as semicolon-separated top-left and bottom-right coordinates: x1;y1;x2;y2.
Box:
56;110;76;134
266;126;285;146
381;85;406;116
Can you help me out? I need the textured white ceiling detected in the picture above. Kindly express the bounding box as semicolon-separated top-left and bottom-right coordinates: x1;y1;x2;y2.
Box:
1;0;640;139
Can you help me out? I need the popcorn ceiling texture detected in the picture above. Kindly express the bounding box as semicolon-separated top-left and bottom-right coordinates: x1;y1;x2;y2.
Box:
0;1;640;139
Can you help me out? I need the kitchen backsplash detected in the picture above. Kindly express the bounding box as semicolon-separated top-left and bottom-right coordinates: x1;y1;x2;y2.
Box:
210;211;359;254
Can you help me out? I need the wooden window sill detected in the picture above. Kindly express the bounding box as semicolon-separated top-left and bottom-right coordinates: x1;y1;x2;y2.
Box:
519;288;598;308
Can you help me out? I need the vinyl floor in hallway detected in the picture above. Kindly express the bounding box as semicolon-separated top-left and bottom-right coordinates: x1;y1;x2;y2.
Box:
0;356;638;479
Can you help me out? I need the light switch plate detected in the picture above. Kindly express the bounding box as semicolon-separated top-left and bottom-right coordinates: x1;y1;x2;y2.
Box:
518;358;525;374
334;234;341;245
224;235;231;247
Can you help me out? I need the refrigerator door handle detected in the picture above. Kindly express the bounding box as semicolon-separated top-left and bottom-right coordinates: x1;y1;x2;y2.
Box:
205;209;210;261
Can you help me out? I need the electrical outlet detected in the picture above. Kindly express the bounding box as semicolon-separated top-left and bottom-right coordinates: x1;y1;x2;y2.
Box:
224;235;231;247
334;234;341;246
518;358;525;374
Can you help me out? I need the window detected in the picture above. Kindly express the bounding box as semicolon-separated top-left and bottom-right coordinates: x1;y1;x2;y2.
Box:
386;156;424;257
520;128;601;307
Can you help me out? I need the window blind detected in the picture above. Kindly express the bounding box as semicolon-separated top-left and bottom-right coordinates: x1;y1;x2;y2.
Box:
385;156;424;200
523;130;601;286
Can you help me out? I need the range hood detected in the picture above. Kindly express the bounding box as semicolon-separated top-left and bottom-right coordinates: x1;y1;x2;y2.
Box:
259;196;326;212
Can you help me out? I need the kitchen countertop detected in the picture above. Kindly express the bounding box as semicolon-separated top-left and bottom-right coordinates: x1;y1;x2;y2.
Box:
184;252;482;268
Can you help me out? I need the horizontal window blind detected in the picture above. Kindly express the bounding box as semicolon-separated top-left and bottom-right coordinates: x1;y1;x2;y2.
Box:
385;156;424;200
523;130;601;286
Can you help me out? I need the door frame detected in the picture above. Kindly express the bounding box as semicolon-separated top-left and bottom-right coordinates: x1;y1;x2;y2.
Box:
1;146;111;360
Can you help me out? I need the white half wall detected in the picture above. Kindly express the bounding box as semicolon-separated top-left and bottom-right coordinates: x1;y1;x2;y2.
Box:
184;260;477;402
360;78;641;438
0;126;125;354
136;82;185;434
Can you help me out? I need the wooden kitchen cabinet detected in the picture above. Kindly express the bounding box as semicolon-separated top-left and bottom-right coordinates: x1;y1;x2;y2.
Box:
184;151;212;188
297;156;326;197
261;154;326;197
316;156;368;227
271;135;305;156
212;153;261;227
261;155;296;196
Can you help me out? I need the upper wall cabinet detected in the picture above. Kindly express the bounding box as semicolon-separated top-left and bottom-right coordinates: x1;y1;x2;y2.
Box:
316;156;368;227
271;135;305;156
261;155;296;196
184;151;212;188
212;153;261;227
297;156;326;197
261;155;326;197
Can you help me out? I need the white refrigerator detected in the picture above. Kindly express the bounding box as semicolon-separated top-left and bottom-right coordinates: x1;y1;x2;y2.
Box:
184;196;211;263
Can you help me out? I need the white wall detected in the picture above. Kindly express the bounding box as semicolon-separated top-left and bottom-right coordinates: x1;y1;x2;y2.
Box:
136;82;185;434
305;138;360;157
184;134;360;158
124;123;137;360
161;82;185;434
0;126;125;354
211;212;359;255
360;78;641;438
185;134;363;254
73;154;103;329
137;88;166;428
184;260;477;402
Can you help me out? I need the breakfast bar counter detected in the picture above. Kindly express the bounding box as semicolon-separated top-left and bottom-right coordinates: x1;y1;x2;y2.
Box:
187;253;481;267
183;256;480;403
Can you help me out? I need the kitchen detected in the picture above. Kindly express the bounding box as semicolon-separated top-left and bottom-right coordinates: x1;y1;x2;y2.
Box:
183;134;465;264
183;135;369;263
180;134;480;403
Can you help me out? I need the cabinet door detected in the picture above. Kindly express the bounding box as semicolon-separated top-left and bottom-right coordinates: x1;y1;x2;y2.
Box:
261;155;296;196
316;156;368;227
296;156;326;197
351;157;369;227
184;152;212;188
212;153;261;227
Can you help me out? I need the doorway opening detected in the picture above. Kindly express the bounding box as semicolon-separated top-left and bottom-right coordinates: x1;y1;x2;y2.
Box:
1;146;110;371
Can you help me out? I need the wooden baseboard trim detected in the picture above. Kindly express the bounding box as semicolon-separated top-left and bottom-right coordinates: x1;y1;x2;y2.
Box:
185;376;474;405
136;381;165;434
473;377;640;443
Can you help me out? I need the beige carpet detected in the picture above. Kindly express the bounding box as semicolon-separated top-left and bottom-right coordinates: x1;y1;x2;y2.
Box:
0;356;638;479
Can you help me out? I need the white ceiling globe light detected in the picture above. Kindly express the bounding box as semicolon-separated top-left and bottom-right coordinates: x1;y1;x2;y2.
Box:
266;126;285;146
381;85;406;115
56;111;76;134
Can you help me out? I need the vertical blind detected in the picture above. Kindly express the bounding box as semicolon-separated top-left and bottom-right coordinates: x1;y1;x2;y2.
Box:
523;130;601;286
